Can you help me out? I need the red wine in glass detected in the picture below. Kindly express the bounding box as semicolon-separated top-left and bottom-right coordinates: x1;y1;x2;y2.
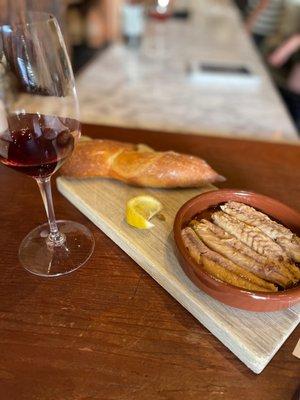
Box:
0;113;80;178
148;0;172;21
148;9;171;20
0;12;94;277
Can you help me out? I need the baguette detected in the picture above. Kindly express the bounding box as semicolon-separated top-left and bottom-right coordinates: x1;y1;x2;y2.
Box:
61;139;224;188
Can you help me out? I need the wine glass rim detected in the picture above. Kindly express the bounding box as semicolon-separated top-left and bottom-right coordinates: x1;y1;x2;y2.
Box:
0;12;57;30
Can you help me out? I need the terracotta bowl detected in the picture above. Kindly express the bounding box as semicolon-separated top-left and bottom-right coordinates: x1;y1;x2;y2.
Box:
173;189;300;312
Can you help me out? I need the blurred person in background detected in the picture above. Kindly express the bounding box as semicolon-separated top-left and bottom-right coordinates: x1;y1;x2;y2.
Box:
67;0;122;71
235;0;300;131
245;0;285;46
268;32;300;130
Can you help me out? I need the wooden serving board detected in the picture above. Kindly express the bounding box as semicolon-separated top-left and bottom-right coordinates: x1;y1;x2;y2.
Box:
56;177;300;374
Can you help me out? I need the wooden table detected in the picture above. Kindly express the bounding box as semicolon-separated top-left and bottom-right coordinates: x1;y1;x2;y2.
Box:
0;123;299;400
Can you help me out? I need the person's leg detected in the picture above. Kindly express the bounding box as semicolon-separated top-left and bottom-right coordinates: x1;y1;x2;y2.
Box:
279;86;300;132
252;33;265;47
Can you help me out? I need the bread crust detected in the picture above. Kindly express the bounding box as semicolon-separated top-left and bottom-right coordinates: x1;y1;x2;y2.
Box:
61;139;224;188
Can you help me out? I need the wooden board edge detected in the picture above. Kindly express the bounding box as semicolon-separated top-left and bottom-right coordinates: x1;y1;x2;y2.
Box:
56;177;299;374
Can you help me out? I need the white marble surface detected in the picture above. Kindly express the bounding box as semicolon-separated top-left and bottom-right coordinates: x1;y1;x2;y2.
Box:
76;0;298;142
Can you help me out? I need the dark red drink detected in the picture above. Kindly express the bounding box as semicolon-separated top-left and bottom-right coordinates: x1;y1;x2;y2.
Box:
0;113;80;178
148;10;171;21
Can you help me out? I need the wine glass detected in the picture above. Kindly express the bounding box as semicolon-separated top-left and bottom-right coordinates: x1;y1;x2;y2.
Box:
144;0;173;61
0;12;94;277
148;0;172;20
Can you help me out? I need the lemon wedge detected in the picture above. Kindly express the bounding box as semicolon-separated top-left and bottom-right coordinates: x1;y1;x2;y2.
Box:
126;195;163;229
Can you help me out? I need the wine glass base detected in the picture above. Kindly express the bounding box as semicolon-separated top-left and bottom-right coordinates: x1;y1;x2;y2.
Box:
19;220;94;277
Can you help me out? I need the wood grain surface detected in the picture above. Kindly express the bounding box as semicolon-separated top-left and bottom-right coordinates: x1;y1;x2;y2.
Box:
0;123;299;399
56;170;299;374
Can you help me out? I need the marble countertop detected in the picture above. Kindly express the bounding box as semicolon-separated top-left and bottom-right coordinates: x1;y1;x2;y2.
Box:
76;0;298;142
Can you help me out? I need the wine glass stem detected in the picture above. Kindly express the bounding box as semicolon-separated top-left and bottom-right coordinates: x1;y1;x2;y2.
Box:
36;177;65;246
